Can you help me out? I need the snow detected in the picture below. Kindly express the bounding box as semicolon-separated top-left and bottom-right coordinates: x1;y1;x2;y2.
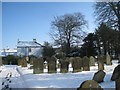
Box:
17;40;41;47
0;60;119;89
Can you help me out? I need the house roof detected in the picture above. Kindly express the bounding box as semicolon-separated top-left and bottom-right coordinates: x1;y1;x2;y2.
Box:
17;39;44;48
0;49;17;53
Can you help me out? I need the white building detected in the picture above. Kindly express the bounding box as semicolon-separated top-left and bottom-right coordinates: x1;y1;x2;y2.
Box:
0;49;17;56
17;39;44;57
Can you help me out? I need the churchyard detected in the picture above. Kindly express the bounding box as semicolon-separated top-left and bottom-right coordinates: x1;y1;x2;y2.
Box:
0;55;120;89
2;1;120;90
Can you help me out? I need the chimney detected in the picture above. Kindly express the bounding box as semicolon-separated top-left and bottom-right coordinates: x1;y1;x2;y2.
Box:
33;39;36;42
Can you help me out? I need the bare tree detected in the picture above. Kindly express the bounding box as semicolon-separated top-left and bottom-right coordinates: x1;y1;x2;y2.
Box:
50;12;87;55
94;1;120;31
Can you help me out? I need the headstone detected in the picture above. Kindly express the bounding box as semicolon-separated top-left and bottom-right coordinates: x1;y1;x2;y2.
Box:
115;76;120;90
98;55;104;70
21;58;27;67
33;58;38;74
38;57;44;73
60;58;69;73
106;54;112;65
72;57;82;73
33;57;44;74
90;56;95;66
82;56;90;71
111;65;120;81
47;56;57;73
93;70;106;83
0;56;2;65
77;80;102;89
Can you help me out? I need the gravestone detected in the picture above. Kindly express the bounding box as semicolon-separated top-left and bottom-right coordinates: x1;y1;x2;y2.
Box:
93;70;106;83
115;76;120;90
82;56;90;71
38;57;44;73
111;65;120;81
60;58;69;73
77;80;102;89
90;56;95;66
106;54;112;65
98;55;104;71
47;56;57;73
33;58;39;74
77;57;82;72
21;58;27;67
33;57;44;74
72;57;82;73
0;56;2;65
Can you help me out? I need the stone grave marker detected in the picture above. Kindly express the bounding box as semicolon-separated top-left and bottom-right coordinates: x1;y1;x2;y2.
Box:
93;70;106;83
111;65;120;81
106;54;112;65
33;57;44;74
82;56;90;71
77;80;102;89
90;56;95;66
0;56;2;65
115;76;120;90
38;57;44;73
60;58;69;73
21;57;27;67
47;56;57;73
98;55;104;71
72;57;82;73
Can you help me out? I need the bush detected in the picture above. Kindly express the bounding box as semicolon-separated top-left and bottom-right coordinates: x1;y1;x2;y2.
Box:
2;56;8;65
2;55;20;65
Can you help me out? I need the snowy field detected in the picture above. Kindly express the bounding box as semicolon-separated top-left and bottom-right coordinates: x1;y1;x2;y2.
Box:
0;60;119;89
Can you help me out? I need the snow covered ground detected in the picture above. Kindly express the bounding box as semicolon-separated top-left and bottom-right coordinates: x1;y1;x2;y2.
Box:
0;60;119;89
